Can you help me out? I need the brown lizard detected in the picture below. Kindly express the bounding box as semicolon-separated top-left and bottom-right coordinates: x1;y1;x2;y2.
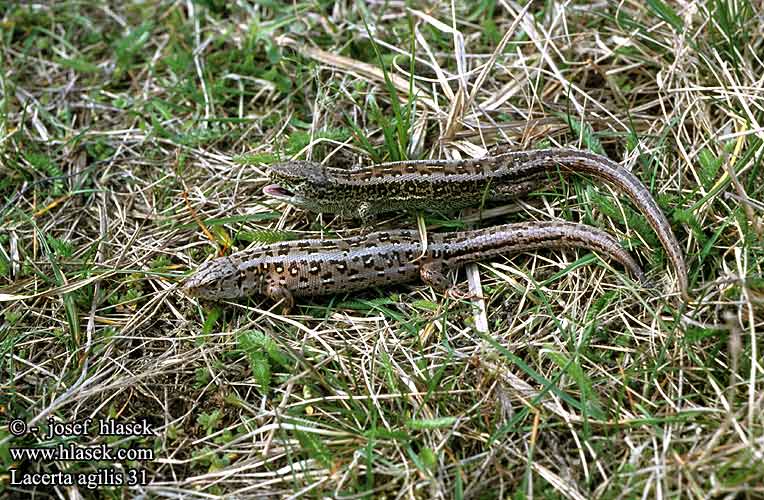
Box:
183;221;648;310
263;148;688;300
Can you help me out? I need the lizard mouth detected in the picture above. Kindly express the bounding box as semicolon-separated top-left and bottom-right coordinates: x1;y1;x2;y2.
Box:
263;184;294;199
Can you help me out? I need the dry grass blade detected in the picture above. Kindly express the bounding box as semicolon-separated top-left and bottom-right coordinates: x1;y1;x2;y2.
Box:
277;36;440;113
464;2;530;111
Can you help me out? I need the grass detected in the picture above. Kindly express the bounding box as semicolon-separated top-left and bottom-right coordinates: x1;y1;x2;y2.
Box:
1;0;763;498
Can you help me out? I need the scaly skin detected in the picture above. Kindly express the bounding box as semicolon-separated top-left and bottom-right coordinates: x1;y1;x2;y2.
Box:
264;148;689;300
183;221;648;310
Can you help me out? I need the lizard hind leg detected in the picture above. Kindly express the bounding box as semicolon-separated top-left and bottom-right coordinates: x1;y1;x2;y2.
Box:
265;282;295;314
420;260;479;301
493;174;550;200
420;260;450;291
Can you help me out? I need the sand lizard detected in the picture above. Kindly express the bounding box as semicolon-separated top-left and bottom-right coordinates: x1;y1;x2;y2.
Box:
263;148;688;300
183;221;648;310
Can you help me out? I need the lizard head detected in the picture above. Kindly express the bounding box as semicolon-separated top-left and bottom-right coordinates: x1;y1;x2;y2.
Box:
263;160;335;212
182;256;265;300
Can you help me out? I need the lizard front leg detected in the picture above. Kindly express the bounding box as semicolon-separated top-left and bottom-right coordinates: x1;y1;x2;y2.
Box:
355;202;374;224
